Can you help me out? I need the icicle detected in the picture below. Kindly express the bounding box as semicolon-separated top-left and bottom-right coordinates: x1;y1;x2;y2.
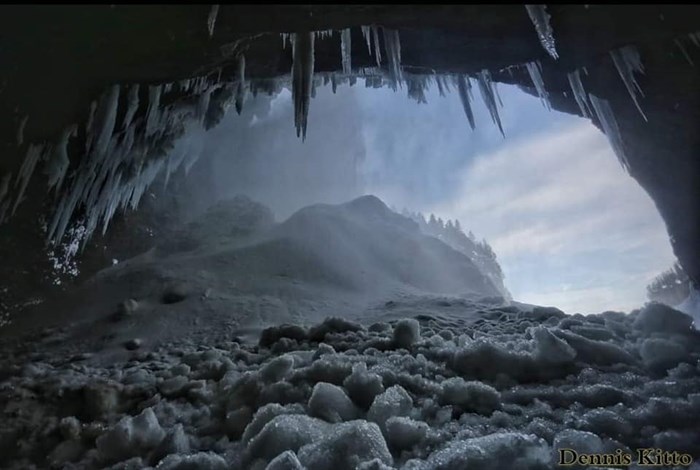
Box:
589;93;629;171
341;28;352;75
90;85;120;161
122;84;140;130
372;26;382;67
163;83;173;94
435;74;445;97
525;61;550;109
46;124;78;193
674;38;694;66
382;28;403;89
455;75;476;130
207;5;219;38
689;32;700;48
493;81;504;108
525;5;559;60
12;144;44;215
567;69;591;118
235;54;246;115
292;32;315;140
0;172;11;207
609;45;647;121
16;115;28;147
361;26;372;54
477;70;504;137
84;100;98;153
145;85;162;136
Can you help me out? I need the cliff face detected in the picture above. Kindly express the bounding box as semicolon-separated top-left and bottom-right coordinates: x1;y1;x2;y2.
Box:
0;5;698;307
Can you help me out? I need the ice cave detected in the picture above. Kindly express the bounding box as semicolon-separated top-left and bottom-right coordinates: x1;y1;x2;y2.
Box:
0;5;699;470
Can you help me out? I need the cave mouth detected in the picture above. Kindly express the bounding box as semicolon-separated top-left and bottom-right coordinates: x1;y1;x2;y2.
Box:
1;7;700;470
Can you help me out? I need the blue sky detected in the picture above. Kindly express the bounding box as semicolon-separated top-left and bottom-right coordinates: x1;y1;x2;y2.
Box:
346;80;675;314
216;78;675;314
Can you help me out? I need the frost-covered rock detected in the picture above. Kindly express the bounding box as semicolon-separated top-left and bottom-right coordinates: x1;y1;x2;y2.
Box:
553;429;604;456
297;420;392;470
343;362;384;409
393;319;421;349
385;416;428;450
247;414;330;462
151;424;190;464
155;452;228;469
242;403;305;443
96;408;166;463
633;302;693;335
261;355;295;382
265;450;305;470
639;338;687;372
423;432;550;469
367;385;413;434
532;327;576;364
439;378;501;415
308;382;359;423
225;406;254;439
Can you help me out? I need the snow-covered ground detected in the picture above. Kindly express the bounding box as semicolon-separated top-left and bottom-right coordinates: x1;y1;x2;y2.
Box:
0;196;699;469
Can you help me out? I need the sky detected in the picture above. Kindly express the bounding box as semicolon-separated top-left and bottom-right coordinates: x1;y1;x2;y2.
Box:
204;78;676;314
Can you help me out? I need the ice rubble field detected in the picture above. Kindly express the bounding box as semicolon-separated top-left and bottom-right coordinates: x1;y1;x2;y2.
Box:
1;299;699;469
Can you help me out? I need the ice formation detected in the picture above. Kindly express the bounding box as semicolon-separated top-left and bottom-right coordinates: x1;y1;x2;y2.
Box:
524;61;550;109
292;32;315;140
675;38;695;66
16;115;28;146
609;45;648;121
12;144;45;216
235;54;246;115
477;70;505;137
361;25;372;54
122;84;140;131
525;5;559;60
341;29;352;75
46;124;78;193
372;26;382;68
455;75;476;130
589;93;629;171
207;5;220;38
382;28;402;89
567;69;591;118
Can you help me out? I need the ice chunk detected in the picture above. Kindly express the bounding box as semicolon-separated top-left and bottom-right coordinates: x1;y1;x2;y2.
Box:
260;355;295;382
341;29;352;75
525;5;559;59
308;382;359;423
439;377;502;415
424;432;550;469
266;450;304;470
156;452;227;469
367;385;413;434
525;61;550;109
343;362;385;410
297;420;393;470
382;28;403;89
553;429;604;456
609;45;648;121
292;32;315;140
393;318;421;349
247;414;330;462
455;75;476;130
532;326;577;364
589;93;629;172
207;5;220;38
242;404;305;444
96;408;166;463
477;70;504;137
384;417;428;450
151;424;190;463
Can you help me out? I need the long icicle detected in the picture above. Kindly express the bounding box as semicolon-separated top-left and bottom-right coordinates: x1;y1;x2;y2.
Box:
456;75;476;130
609;45;648;121
567;69;591;117
292;32;315;140
525;5;559;60
341;29;352;75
